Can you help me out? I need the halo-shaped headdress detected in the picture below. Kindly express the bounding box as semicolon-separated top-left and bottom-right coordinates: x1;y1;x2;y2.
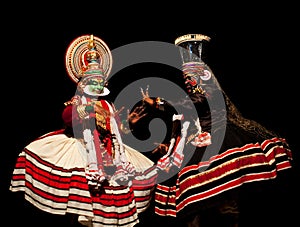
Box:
65;34;113;83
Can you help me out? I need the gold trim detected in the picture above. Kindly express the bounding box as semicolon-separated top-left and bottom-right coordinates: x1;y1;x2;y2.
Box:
175;34;211;46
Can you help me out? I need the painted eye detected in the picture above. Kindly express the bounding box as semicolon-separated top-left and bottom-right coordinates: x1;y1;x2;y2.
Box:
200;70;211;81
88;78;103;85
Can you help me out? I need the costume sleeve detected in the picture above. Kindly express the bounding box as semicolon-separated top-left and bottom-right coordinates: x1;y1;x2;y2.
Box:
62;104;81;127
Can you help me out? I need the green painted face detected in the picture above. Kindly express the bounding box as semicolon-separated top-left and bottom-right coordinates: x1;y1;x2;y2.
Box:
86;77;105;95
80;76;107;96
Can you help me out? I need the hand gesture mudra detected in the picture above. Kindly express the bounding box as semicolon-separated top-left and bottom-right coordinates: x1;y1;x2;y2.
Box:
127;85;155;125
127;105;147;125
152;143;169;155
140;85;155;106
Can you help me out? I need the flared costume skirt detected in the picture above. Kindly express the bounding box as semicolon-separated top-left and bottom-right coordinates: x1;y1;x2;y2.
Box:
9;129;157;227
154;123;293;219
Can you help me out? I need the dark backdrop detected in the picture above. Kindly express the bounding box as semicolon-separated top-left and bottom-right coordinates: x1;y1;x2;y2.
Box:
2;11;299;227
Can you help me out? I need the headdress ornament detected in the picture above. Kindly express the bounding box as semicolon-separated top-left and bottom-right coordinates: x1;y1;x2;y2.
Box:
175;34;211;94
175;34;211;46
65;34;113;83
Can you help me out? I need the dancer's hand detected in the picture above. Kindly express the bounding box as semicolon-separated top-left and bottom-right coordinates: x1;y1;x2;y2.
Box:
127;105;148;125
152;143;169;155
140;85;155;107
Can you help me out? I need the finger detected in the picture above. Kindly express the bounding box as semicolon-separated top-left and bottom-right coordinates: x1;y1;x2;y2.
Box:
152;148;159;154
132;105;143;114
139;113;147;119
140;87;146;98
137;107;146;114
145;85;149;97
116;106;125;114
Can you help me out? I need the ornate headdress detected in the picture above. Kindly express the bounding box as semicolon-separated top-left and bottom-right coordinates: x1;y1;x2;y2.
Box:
65;34;113;96
175;34;212;94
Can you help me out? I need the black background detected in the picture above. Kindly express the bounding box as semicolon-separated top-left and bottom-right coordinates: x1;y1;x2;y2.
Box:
2;5;299;226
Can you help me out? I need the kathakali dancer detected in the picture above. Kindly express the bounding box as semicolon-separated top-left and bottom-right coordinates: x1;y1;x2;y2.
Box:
128;34;294;226
9;34;161;227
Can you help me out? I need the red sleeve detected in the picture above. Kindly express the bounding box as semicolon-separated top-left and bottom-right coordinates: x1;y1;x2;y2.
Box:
62;105;80;127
